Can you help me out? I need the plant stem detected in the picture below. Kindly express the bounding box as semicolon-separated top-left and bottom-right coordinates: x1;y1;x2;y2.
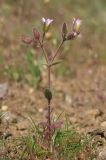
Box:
47;65;51;148
47;99;51;148
51;39;64;63
40;38;64;148
38;39;48;63
42;32;45;44
48;65;51;89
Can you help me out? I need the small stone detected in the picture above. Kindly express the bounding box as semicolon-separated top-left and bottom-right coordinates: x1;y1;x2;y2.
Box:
99;148;106;160
4;132;12;139
65;94;72;105
16;121;28;131
77;152;86;160
1;105;8;111
69;117;77;123
88;129;104;137
86;109;103;118
0;83;8;99
103;131;106;139
38;108;43;113
101;121;106;129
29;88;34;94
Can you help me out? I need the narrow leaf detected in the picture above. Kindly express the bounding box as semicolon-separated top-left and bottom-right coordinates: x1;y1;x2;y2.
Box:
51;60;62;66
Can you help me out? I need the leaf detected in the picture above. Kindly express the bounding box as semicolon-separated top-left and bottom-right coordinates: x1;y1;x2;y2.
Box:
51;60;62;66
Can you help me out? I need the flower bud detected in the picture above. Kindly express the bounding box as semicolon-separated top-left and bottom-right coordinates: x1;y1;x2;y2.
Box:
62;22;67;35
62;22;67;41
33;28;40;40
44;88;52;101
72;18;82;34
66;32;76;40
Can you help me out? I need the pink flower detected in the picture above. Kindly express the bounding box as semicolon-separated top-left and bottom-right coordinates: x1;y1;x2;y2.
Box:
42;17;53;27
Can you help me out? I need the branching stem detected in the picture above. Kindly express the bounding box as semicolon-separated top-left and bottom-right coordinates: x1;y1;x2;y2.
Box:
51;39;64;63
38;39;48;63
39;36;64;148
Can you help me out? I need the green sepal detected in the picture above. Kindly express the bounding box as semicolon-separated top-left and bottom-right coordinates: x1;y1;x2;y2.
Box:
44;88;52;101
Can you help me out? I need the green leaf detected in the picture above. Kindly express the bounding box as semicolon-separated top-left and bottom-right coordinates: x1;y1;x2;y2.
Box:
51;60;62;66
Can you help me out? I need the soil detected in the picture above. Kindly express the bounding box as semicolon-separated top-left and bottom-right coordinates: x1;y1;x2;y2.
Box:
1;64;106;137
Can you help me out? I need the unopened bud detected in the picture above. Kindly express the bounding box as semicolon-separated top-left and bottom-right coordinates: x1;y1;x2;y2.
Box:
44;88;52;101
62;22;67;35
72;18;82;34
62;22;67;41
66;32;76;40
33;28;40;40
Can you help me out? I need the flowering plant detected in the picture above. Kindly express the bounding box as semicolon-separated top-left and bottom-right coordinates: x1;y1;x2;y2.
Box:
23;17;82;149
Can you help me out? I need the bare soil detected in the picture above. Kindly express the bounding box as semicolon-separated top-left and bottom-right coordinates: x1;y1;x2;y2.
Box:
1;65;106;138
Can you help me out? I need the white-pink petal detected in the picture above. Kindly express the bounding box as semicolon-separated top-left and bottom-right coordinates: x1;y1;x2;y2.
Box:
46;19;53;26
42;17;46;23
41;17;53;26
76;19;82;27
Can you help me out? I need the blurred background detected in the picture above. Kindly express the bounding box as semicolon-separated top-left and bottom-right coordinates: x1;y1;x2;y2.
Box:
0;0;106;133
0;0;106;80
0;0;106;82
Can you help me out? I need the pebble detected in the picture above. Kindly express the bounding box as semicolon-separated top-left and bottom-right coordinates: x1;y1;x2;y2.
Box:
16;121;28;131
65;93;72;105
1;105;8;111
99;148;106;160
69;117;77;123
0;83;8;99
38;108;44;113
103;131;106;139
86;109;103;118
29;88;34;94
101;121;106;129
4;132;12;139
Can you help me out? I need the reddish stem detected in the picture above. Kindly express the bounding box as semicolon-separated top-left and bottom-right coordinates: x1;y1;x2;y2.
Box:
47;65;51;148
48;66;51;89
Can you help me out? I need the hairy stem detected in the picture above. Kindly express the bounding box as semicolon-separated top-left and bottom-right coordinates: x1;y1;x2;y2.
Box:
47;65;51;148
47;99;51;148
